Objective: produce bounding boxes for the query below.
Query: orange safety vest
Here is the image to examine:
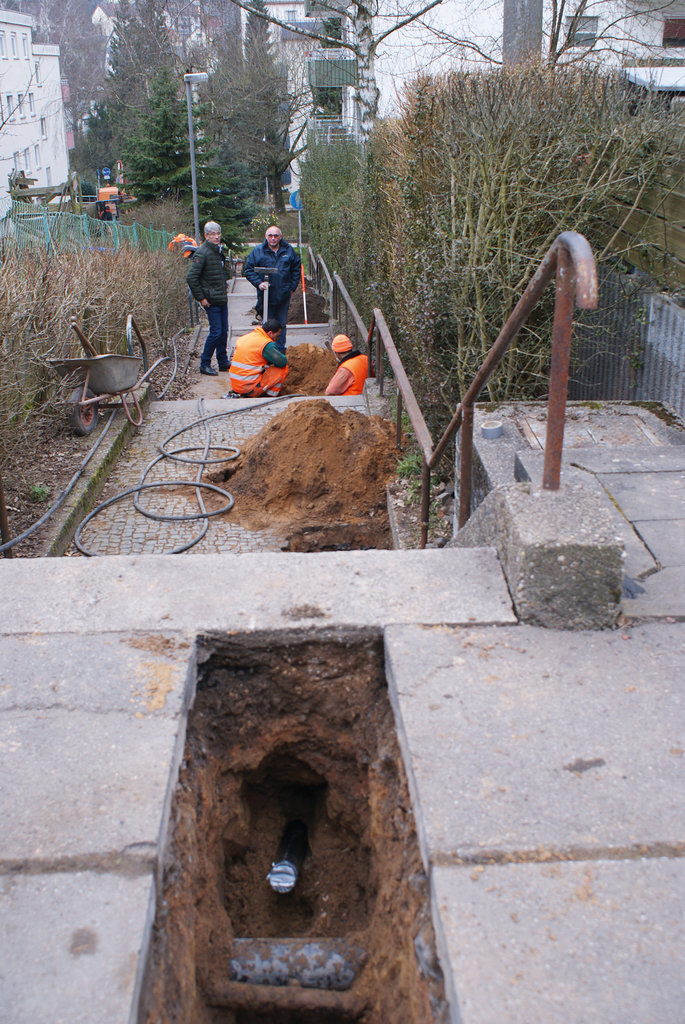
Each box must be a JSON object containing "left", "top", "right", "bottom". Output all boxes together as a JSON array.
[
  {"left": 229, "top": 327, "right": 281, "bottom": 395},
  {"left": 338, "top": 352, "right": 368, "bottom": 395}
]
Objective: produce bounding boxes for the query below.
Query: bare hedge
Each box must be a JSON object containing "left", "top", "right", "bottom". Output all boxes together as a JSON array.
[
  {"left": 302, "top": 66, "right": 679, "bottom": 432},
  {"left": 0, "top": 246, "right": 189, "bottom": 461}
]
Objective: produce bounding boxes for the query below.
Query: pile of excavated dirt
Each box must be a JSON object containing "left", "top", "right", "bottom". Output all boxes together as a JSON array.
[
  {"left": 287, "top": 282, "right": 328, "bottom": 324},
  {"left": 219, "top": 399, "right": 398, "bottom": 534},
  {"left": 281, "top": 343, "right": 337, "bottom": 396}
]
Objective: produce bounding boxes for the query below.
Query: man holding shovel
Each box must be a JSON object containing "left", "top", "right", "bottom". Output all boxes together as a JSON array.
[{"left": 244, "top": 226, "right": 301, "bottom": 353}]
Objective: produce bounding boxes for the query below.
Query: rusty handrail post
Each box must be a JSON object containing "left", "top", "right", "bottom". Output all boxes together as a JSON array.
[
  {"left": 420, "top": 458, "right": 431, "bottom": 548},
  {"left": 366, "top": 316, "right": 375, "bottom": 378},
  {"left": 458, "top": 404, "right": 475, "bottom": 529},
  {"left": 375, "top": 322, "right": 384, "bottom": 395},
  {"left": 542, "top": 233, "right": 596, "bottom": 489},
  {"left": 396, "top": 390, "right": 403, "bottom": 448}
]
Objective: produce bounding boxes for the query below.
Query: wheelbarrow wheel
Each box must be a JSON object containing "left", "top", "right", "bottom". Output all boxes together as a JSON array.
[{"left": 68, "top": 386, "right": 99, "bottom": 436}]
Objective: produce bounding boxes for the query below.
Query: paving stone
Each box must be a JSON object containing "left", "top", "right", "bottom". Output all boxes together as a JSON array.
[
  {"left": 622, "top": 565, "right": 685, "bottom": 618},
  {"left": 598, "top": 470, "right": 685, "bottom": 521},
  {"left": 0, "top": 632, "right": 194, "bottom": 714},
  {"left": 431, "top": 858, "right": 685, "bottom": 1024},
  {"left": 633, "top": 518, "right": 685, "bottom": 566},
  {"left": 0, "top": 549, "right": 515, "bottom": 638},
  {"left": 0, "top": 708, "right": 186, "bottom": 864},
  {"left": 384, "top": 622, "right": 685, "bottom": 865},
  {"left": 0, "top": 869, "right": 155, "bottom": 1024}
]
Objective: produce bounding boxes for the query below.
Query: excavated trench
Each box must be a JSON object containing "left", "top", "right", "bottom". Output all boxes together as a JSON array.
[{"left": 141, "top": 630, "right": 447, "bottom": 1024}]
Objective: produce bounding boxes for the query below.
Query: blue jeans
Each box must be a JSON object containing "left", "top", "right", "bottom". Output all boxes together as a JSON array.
[{"left": 201, "top": 303, "right": 228, "bottom": 368}]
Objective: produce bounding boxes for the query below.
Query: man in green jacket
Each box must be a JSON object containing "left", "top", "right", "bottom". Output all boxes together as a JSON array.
[{"left": 186, "top": 220, "right": 228, "bottom": 376}]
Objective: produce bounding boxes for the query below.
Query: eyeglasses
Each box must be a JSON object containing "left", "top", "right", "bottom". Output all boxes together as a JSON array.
[{"left": 266, "top": 233, "right": 281, "bottom": 238}]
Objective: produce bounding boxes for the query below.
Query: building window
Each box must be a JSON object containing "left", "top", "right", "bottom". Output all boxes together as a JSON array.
[
  {"left": 40, "top": 115, "right": 47, "bottom": 138},
  {"left": 46, "top": 166, "right": 52, "bottom": 185},
  {"left": 7, "top": 94, "right": 15, "bottom": 121},
  {"left": 286, "top": 9, "right": 297, "bottom": 19},
  {"left": 663, "top": 18, "right": 685, "bottom": 47},
  {"left": 22, "top": 34, "right": 29, "bottom": 58},
  {"left": 13, "top": 151, "right": 20, "bottom": 171},
  {"left": 17, "top": 92, "right": 25, "bottom": 118},
  {"left": 28, "top": 93, "right": 35, "bottom": 116},
  {"left": 34, "top": 60, "right": 41, "bottom": 85},
  {"left": 0, "top": 32, "right": 6, "bottom": 58},
  {"left": 23, "top": 147, "right": 31, "bottom": 172},
  {"left": 10, "top": 32, "right": 18, "bottom": 58},
  {"left": 34, "top": 144, "right": 40, "bottom": 168},
  {"left": 566, "top": 15, "right": 598, "bottom": 46}
]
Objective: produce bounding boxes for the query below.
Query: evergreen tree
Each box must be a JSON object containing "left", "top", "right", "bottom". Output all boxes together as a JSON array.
[{"left": 122, "top": 65, "right": 189, "bottom": 202}]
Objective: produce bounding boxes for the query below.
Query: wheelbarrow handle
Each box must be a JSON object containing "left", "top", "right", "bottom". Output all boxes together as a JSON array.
[{"left": 70, "top": 322, "right": 98, "bottom": 358}]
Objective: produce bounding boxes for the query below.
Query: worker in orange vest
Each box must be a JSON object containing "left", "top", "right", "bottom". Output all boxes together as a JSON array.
[
  {"left": 227, "top": 318, "right": 289, "bottom": 397},
  {"left": 325, "top": 334, "right": 368, "bottom": 396},
  {"left": 168, "top": 233, "right": 197, "bottom": 257}
]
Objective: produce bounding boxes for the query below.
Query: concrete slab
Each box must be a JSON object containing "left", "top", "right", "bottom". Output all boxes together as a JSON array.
[
  {"left": 598, "top": 470, "right": 685, "bottom": 521},
  {"left": 431, "top": 858, "right": 685, "bottom": 1024},
  {"left": 384, "top": 623, "right": 685, "bottom": 865},
  {"left": 567, "top": 445, "right": 685, "bottom": 474},
  {"left": 634, "top": 518, "right": 685, "bottom": 566},
  {"left": 0, "top": 869, "right": 155, "bottom": 1024},
  {"left": 0, "top": 708, "right": 186, "bottom": 865},
  {"left": 0, "top": 631, "right": 193, "bottom": 713},
  {"left": 622, "top": 566, "right": 685, "bottom": 618},
  {"left": 0, "top": 549, "right": 516, "bottom": 638}
]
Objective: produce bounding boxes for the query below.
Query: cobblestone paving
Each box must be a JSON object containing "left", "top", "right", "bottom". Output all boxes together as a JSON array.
[{"left": 74, "top": 398, "right": 299, "bottom": 556}]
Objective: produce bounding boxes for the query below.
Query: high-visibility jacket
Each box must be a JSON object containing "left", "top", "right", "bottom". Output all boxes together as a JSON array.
[
  {"left": 229, "top": 327, "right": 285, "bottom": 396},
  {"left": 338, "top": 352, "right": 367, "bottom": 395}
]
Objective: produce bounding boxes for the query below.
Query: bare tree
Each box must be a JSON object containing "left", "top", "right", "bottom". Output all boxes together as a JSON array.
[{"left": 227, "top": 0, "right": 448, "bottom": 141}]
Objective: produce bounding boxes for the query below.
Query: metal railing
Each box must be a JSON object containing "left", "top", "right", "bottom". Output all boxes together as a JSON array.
[{"left": 314, "top": 231, "right": 598, "bottom": 547}]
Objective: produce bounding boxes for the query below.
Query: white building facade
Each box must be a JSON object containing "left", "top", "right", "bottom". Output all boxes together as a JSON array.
[{"left": 0, "top": 9, "right": 69, "bottom": 201}]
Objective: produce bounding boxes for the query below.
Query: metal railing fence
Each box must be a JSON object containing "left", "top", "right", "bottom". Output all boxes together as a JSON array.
[{"left": 312, "top": 232, "right": 598, "bottom": 546}]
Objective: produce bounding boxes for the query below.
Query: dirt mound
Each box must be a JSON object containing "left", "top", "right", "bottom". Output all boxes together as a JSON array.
[
  {"left": 224, "top": 399, "right": 398, "bottom": 531},
  {"left": 281, "top": 343, "right": 337, "bottom": 396},
  {"left": 288, "top": 282, "right": 327, "bottom": 324}
]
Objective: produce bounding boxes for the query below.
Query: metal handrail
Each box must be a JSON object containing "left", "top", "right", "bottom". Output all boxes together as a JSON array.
[{"left": 315, "top": 231, "right": 597, "bottom": 546}]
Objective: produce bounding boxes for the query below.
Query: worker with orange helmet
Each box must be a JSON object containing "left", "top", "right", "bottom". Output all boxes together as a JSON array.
[{"left": 325, "top": 334, "right": 368, "bottom": 396}]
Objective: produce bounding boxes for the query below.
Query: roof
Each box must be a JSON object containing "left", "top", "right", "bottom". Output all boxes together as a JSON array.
[{"left": 623, "top": 67, "right": 685, "bottom": 92}]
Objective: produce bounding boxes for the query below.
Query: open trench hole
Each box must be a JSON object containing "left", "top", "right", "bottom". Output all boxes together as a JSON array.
[{"left": 141, "top": 631, "right": 447, "bottom": 1024}]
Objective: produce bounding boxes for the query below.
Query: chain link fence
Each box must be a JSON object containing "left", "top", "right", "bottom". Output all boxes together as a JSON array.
[{"left": 0, "top": 197, "right": 172, "bottom": 256}]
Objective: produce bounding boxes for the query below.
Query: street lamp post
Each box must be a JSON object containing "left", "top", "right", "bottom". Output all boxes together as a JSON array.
[{"left": 183, "top": 71, "right": 209, "bottom": 245}]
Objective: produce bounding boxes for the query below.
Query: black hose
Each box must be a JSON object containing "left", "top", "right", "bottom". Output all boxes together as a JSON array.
[{"left": 74, "top": 394, "right": 300, "bottom": 556}]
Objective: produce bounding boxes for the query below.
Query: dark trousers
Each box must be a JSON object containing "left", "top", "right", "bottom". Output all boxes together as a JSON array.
[
  {"left": 270, "top": 297, "right": 290, "bottom": 353},
  {"left": 201, "top": 303, "right": 229, "bottom": 369}
]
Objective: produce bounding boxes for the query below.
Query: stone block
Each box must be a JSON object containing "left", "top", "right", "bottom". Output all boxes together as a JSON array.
[{"left": 451, "top": 482, "right": 623, "bottom": 629}]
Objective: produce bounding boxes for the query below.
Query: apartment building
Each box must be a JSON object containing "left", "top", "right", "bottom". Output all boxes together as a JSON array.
[{"left": 0, "top": 8, "right": 69, "bottom": 201}]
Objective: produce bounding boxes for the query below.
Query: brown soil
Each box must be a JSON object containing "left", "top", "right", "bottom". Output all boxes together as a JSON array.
[
  {"left": 281, "top": 344, "right": 337, "bottom": 396},
  {"left": 287, "top": 282, "right": 328, "bottom": 325},
  {"left": 140, "top": 632, "right": 448, "bottom": 1024},
  {"left": 216, "top": 400, "right": 398, "bottom": 538}
]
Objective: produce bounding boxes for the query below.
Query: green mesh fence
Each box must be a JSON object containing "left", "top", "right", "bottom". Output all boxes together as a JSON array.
[{"left": 0, "top": 198, "right": 172, "bottom": 255}]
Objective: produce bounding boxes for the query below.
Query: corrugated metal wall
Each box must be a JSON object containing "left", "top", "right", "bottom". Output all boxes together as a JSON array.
[{"left": 570, "top": 268, "right": 685, "bottom": 420}]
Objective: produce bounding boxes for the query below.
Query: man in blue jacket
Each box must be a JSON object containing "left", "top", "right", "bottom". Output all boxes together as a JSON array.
[{"left": 244, "top": 225, "right": 301, "bottom": 352}]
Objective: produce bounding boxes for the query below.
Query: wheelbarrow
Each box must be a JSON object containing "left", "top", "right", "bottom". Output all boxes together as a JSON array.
[{"left": 48, "top": 319, "right": 169, "bottom": 435}]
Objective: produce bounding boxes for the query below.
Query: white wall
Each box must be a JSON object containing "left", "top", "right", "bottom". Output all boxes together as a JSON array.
[{"left": 0, "top": 9, "right": 69, "bottom": 201}]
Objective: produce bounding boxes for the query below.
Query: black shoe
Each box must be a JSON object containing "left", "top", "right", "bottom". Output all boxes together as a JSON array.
[
  {"left": 218, "top": 365, "right": 230, "bottom": 372},
  {"left": 200, "top": 366, "right": 218, "bottom": 376}
]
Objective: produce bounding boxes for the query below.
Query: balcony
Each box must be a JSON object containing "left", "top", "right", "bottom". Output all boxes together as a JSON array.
[
  {"left": 308, "top": 115, "right": 360, "bottom": 144},
  {"left": 306, "top": 47, "right": 357, "bottom": 87}
]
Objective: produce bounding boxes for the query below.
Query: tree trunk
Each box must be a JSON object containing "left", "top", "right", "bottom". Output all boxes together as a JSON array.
[{"left": 351, "top": 7, "right": 379, "bottom": 144}]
